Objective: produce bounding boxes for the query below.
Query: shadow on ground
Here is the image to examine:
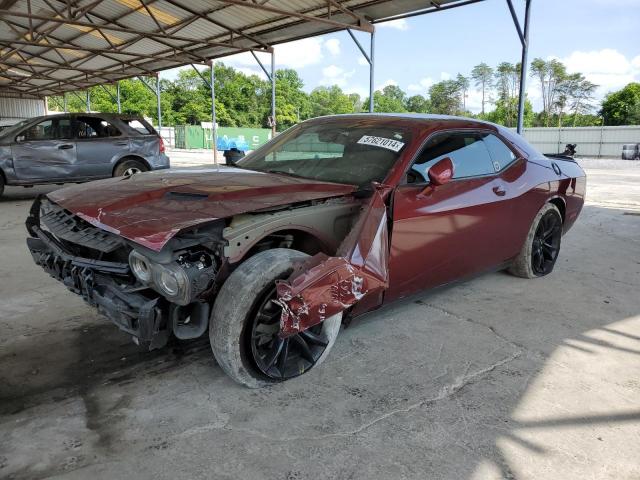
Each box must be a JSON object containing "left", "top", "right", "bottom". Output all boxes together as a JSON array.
[{"left": 0, "top": 200, "right": 639, "bottom": 479}]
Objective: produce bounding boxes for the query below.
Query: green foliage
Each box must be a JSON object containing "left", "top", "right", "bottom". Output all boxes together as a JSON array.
[
  {"left": 406, "top": 94, "right": 431, "bottom": 113},
  {"left": 471, "top": 62, "right": 494, "bottom": 115},
  {"left": 429, "top": 80, "right": 462, "bottom": 115},
  {"left": 309, "top": 86, "right": 358, "bottom": 117},
  {"left": 601, "top": 82, "right": 640, "bottom": 126},
  {"left": 369, "top": 85, "right": 408, "bottom": 113},
  {"left": 48, "top": 57, "right": 639, "bottom": 131}
]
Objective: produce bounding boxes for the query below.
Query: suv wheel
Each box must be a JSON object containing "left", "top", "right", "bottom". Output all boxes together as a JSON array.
[{"left": 114, "top": 159, "right": 148, "bottom": 177}]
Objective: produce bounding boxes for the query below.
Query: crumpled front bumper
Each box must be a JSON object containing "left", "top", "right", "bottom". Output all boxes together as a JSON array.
[{"left": 26, "top": 226, "right": 169, "bottom": 349}]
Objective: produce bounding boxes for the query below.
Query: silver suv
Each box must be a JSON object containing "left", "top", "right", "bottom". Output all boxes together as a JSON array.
[{"left": 0, "top": 113, "right": 170, "bottom": 198}]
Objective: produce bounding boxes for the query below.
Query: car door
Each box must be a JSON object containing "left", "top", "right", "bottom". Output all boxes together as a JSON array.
[
  {"left": 385, "top": 130, "right": 520, "bottom": 302},
  {"left": 74, "top": 116, "right": 130, "bottom": 178},
  {"left": 12, "top": 116, "right": 77, "bottom": 181}
]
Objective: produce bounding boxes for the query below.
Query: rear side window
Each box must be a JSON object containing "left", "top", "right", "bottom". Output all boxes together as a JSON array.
[
  {"left": 483, "top": 134, "right": 517, "bottom": 171},
  {"left": 75, "top": 116, "right": 121, "bottom": 138},
  {"left": 410, "top": 132, "right": 495, "bottom": 182},
  {"left": 123, "top": 119, "right": 153, "bottom": 135}
]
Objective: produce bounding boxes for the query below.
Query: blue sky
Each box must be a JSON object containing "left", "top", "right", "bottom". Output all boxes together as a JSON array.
[{"left": 164, "top": 0, "right": 640, "bottom": 113}]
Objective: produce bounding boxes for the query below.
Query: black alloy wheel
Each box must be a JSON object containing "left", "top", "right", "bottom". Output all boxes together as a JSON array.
[
  {"left": 531, "top": 210, "right": 562, "bottom": 275},
  {"left": 248, "top": 285, "right": 330, "bottom": 380}
]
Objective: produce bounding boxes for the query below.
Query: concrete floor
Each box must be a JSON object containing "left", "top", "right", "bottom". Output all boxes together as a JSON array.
[{"left": 0, "top": 156, "right": 639, "bottom": 480}]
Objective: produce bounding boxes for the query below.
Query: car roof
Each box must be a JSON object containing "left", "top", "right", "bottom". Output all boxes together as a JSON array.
[
  {"left": 309, "top": 112, "right": 496, "bottom": 127},
  {"left": 25, "top": 112, "right": 144, "bottom": 121}
]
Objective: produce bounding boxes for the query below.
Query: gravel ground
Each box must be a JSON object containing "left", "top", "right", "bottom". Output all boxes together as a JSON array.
[{"left": 0, "top": 156, "right": 638, "bottom": 480}]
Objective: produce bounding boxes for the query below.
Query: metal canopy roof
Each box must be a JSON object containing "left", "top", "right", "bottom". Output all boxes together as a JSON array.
[{"left": 0, "top": 0, "right": 483, "bottom": 97}]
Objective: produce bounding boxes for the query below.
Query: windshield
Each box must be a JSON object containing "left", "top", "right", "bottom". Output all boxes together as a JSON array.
[{"left": 237, "top": 119, "right": 412, "bottom": 187}]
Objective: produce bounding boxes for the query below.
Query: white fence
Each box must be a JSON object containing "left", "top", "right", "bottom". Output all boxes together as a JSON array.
[
  {"left": 157, "top": 124, "right": 639, "bottom": 158},
  {"left": 157, "top": 126, "right": 175, "bottom": 148},
  {"left": 521, "top": 126, "right": 640, "bottom": 158}
]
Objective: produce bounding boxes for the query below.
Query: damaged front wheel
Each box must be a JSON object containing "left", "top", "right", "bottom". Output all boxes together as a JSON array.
[{"left": 210, "top": 249, "right": 341, "bottom": 388}]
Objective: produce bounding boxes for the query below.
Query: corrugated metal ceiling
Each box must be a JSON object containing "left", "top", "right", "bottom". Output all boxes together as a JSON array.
[{"left": 0, "top": 0, "right": 485, "bottom": 97}]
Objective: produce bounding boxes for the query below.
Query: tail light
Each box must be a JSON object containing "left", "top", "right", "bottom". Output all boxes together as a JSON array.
[{"left": 158, "top": 136, "right": 165, "bottom": 154}]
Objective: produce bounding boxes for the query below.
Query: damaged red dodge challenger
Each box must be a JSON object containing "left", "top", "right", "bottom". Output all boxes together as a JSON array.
[{"left": 26, "top": 115, "right": 585, "bottom": 387}]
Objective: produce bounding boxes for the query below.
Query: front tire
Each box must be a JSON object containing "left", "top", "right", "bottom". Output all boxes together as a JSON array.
[
  {"left": 509, "top": 203, "right": 563, "bottom": 278},
  {"left": 210, "top": 249, "right": 341, "bottom": 388}
]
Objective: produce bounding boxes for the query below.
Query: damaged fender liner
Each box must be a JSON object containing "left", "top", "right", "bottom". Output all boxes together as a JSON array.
[{"left": 276, "top": 184, "right": 392, "bottom": 337}]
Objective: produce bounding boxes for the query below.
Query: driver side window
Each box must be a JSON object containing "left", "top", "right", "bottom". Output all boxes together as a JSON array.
[
  {"left": 22, "top": 119, "right": 56, "bottom": 141},
  {"left": 409, "top": 131, "right": 495, "bottom": 183}
]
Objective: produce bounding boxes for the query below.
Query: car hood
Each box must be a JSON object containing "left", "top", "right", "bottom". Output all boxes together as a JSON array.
[{"left": 47, "top": 168, "right": 356, "bottom": 252}]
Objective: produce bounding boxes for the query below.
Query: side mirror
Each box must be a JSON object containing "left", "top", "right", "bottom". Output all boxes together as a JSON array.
[{"left": 427, "top": 157, "right": 454, "bottom": 186}]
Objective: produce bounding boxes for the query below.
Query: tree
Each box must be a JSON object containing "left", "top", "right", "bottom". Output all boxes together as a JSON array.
[
  {"left": 601, "top": 83, "right": 640, "bottom": 126},
  {"left": 275, "top": 69, "right": 310, "bottom": 129},
  {"left": 309, "top": 85, "right": 354, "bottom": 117},
  {"left": 471, "top": 63, "right": 493, "bottom": 115},
  {"left": 405, "top": 94, "right": 430, "bottom": 113},
  {"left": 367, "top": 85, "right": 407, "bottom": 113},
  {"left": 456, "top": 73, "right": 470, "bottom": 111},
  {"left": 493, "top": 62, "right": 521, "bottom": 127},
  {"left": 530, "top": 58, "right": 567, "bottom": 126},
  {"left": 429, "top": 80, "right": 462, "bottom": 115}
]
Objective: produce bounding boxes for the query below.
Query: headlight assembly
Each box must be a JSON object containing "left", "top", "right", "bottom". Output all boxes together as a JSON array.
[
  {"left": 129, "top": 250, "right": 152, "bottom": 283},
  {"left": 129, "top": 249, "right": 216, "bottom": 306},
  {"left": 153, "top": 263, "right": 189, "bottom": 302}
]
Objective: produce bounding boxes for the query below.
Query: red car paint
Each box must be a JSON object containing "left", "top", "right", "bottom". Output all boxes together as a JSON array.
[
  {"left": 45, "top": 115, "right": 586, "bottom": 336},
  {"left": 275, "top": 116, "right": 586, "bottom": 334},
  {"left": 47, "top": 168, "right": 355, "bottom": 251}
]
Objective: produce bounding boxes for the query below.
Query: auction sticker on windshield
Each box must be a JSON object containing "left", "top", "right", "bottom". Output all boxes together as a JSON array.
[{"left": 357, "top": 135, "right": 405, "bottom": 152}]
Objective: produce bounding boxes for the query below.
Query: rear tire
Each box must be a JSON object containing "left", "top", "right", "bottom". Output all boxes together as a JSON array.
[
  {"left": 113, "top": 159, "right": 148, "bottom": 177},
  {"left": 210, "top": 249, "right": 341, "bottom": 388},
  {"left": 509, "top": 203, "right": 563, "bottom": 279},
  {"left": 0, "top": 174, "right": 4, "bottom": 198}
]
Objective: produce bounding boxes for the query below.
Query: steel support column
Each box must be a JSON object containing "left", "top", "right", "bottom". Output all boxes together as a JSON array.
[
  {"left": 508, "top": 0, "right": 532, "bottom": 134},
  {"left": 190, "top": 63, "right": 218, "bottom": 164},
  {"left": 116, "top": 81, "right": 121, "bottom": 113},
  {"left": 369, "top": 29, "right": 375, "bottom": 113},
  {"left": 155, "top": 74, "right": 162, "bottom": 130},
  {"left": 346, "top": 27, "right": 375, "bottom": 113},
  {"left": 85, "top": 90, "right": 90, "bottom": 112},
  {"left": 63, "top": 93, "right": 67, "bottom": 112},
  {"left": 210, "top": 62, "right": 218, "bottom": 165},
  {"left": 271, "top": 50, "right": 276, "bottom": 137}
]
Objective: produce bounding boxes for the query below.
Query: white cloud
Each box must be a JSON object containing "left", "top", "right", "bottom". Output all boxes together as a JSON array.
[
  {"left": 407, "top": 77, "right": 435, "bottom": 94},
  {"left": 376, "top": 79, "right": 398, "bottom": 91},
  {"left": 377, "top": 19, "right": 409, "bottom": 31},
  {"left": 318, "top": 65, "right": 356, "bottom": 88},
  {"left": 560, "top": 48, "right": 640, "bottom": 96},
  {"left": 325, "top": 38, "right": 341, "bottom": 56},
  {"left": 220, "top": 38, "right": 325, "bottom": 70},
  {"left": 440, "top": 72, "right": 452, "bottom": 81},
  {"left": 274, "top": 38, "right": 325, "bottom": 68},
  {"left": 357, "top": 56, "right": 370, "bottom": 67},
  {"left": 465, "top": 88, "right": 485, "bottom": 114}
]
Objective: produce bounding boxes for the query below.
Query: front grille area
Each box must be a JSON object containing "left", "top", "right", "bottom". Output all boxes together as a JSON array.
[{"left": 40, "top": 199, "right": 125, "bottom": 254}]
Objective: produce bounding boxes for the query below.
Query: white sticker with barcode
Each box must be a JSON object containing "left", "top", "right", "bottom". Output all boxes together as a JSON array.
[{"left": 357, "top": 135, "right": 405, "bottom": 152}]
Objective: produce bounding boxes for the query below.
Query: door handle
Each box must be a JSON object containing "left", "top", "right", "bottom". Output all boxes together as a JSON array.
[
  {"left": 58, "top": 144, "right": 74, "bottom": 150},
  {"left": 492, "top": 186, "right": 506, "bottom": 197}
]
